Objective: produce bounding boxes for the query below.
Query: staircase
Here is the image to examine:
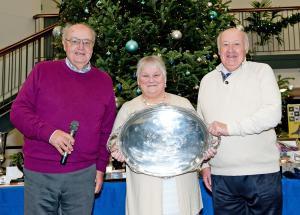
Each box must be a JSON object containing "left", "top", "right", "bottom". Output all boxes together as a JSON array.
[{"left": 0, "top": 23, "right": 57, "bottom": 133}]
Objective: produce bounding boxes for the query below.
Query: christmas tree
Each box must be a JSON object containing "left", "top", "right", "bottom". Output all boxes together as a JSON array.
[{"left": 55, "top": 0, "right": 235, "bottom": 107}]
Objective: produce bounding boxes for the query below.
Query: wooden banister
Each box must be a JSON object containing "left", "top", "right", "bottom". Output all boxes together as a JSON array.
[
  {"left": 33, "top": 14, "right": 59, "bottom": 19},
  {"left": 0, "top": 23, "right": 57, "bottom": 57}
]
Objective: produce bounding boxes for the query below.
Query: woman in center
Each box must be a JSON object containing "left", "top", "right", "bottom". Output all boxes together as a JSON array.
[{"left": 109, "top": 55, "right": 214, "bottom": 215}]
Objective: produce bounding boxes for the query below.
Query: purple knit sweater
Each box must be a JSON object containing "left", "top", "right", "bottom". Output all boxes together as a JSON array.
[{"left": 10, "top": 60, "right": 116, "bottom": 173}]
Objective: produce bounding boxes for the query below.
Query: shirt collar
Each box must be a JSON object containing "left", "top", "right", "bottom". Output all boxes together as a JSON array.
[
  {"left": 220, "top": 59, "right": 247, "bottom": 74},
  {"left": 220, "top": 64, "right": 231, "bottom": 75},
  {"left": 65, "top": 58, "right": 91, "bottom": 73}
]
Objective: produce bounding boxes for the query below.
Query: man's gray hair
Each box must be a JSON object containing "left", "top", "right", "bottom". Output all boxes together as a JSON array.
[{"left": 62, "top": 23, "right": 96, "bottom": 42}]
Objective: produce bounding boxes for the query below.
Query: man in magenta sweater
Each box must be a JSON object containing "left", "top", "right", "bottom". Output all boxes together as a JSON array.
[{"left": 10, "top": 23, "right": 116, "bottom": 214}]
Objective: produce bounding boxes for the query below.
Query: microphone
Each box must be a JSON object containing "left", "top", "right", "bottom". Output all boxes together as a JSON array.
[{"left": 60, "top": 120, "right": 79, "bottom": 165}]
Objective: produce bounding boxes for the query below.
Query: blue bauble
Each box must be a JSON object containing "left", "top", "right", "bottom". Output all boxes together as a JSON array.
[
  {"left": 206, "top": 54, "right": 212, "bottom": 60},
  {"left": 209, "top": 10, "right": 218, "bottom": 20},
  {"left": 116, "top": 83, "right": 122, "bottom": 92},
  {"left": 135, "top": 87, "right": 142, "bottom": 95},
  {"left": 125, "top": 40, "right": 139, "bottom": 53}
]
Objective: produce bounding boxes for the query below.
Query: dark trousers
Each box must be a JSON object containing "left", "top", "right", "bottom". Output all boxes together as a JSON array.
[
  {"left": 24, "top": 165, "right": 96, "bottom": 215},
  {"left": 212, "top": 172, "right": 282, "bottom": 215}
]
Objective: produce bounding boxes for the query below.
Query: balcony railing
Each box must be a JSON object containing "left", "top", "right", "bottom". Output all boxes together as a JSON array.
[{"left": 230, "top": 6, "right": 300, "bottom": 54}]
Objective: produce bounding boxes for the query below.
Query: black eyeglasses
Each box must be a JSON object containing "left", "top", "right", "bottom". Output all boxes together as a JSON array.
[{"left": 65, "top": 38, "right": 94, "bottom": 48}]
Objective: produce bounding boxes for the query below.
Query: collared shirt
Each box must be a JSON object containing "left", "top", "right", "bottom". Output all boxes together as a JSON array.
[
  {"left": 65, "top": 58, "right": 91, "bottom": 73},
  {"left": 220, "top": 60, "right": 247, "bottom": 81},
  {"left": 220, "top": 59, "right": 246, "bottom": 76},
  {"left": 220, "top": 64, "right": 232, "bottom": 81}
]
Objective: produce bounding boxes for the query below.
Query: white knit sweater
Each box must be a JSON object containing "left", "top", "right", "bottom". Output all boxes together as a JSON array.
[{"left": 197, "top": 60, "right": 282, "bottom": 175}]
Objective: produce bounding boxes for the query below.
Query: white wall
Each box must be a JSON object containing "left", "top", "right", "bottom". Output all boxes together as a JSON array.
[
  {"left": 41, "top": 0, "right": 60, "bottom": 13},
  {"left": 0, "top": 0, "right": 59, "bottom": 49},
  {"left": 0, "top": 0, "right": 40, "bottom": 49}
]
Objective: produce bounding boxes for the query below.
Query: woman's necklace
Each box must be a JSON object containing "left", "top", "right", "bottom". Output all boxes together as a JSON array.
[{"left": 142, "top": 93, "right": 167, "bottom": 106}]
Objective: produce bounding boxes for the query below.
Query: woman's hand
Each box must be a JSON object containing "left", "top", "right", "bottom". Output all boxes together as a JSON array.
[
  {"left": 203, "top": 147, "right": 217, "bottom": 160},
  {"left": 110, "top": 143, "right": 126, "bottom": 162}
]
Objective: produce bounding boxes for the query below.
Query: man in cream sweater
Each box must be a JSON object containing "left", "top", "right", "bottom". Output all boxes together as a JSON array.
[{"left": 197, "top": 27, "right": 282, "bottom": 215}]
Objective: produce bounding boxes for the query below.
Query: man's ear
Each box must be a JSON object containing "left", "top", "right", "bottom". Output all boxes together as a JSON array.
[{"left": 62, "top": 40, "right": 67, "bottom": 52}]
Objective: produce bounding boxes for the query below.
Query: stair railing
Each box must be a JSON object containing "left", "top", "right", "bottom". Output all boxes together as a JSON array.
[{"left": 0, "top": 23, "right": 57, "bottom": 118}]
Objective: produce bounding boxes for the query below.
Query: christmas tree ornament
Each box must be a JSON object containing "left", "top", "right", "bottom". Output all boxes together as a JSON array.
[
  {"left": 213, "top": 54, "right": 218, "bottom": 59},
  {"left": 206, "top": 54, "right": 212, "bottom": 60},
  {"left": 136, "top": 87, "right": 142, "bottom": 95},
  {"left": 171, "top": 30, "right": 183, "bottom": 40},
  {"left": 125, "top": 39, "right": 139, "bottom": 53},
  {"left": 56, "top": 0, "right": 236, "bottom": 107},
  {"left": 116, "top": 83, "right": 122, "bottom": 92},
  {"left": 52, "top": 26, "right": 62, "bottom": 37},
  {"left": 96, "top": 1, "right": 102, "bottom": 8},
  {"left": 169, "top": 58, "right": 175, "bottom": 65},
  {"left": 209, "top": 10, "right": 218, "bottom": 20}
]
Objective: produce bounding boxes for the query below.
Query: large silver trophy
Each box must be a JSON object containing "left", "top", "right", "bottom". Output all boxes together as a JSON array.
[{"left": 109, "top": 104, "right": 217, "bottom": 178}]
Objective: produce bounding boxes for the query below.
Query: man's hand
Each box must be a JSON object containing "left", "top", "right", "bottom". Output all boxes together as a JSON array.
[
  {"left": 95, "top": 170, "right": 104, "bottom": 194},
  {"left": 201, "top": 167, "right": 212, "bottom": 192},
  {"left": 49, "top": 130, "right": 75, "bottom": 155},
  {"left": 208, "top": 121, "right": 229, "bottom": 136}
]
